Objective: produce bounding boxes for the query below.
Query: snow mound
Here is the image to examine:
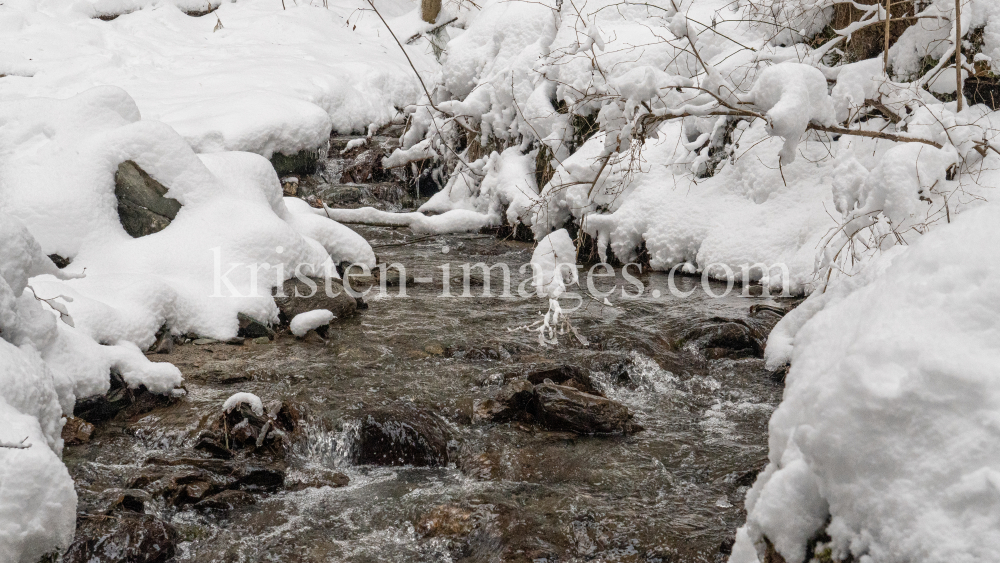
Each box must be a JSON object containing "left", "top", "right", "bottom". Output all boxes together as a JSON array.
[
  {"left": 731, "top": 201, "right": 1000, "bottom": 563},
  {"left": 289, "top": 309, "right": 335, "bottom": 337},
  {"left": 223, "top": 392, "right": 264, "bottom": 417}
]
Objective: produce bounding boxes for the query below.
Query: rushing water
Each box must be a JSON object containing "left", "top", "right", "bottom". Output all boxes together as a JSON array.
[{"left": 64, "top": 224, "right": 788, "bottom": 563}]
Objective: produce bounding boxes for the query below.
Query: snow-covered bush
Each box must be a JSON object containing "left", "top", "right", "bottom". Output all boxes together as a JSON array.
[{"left": 389, "top": 0, "right": 1000, "bottom": 293}]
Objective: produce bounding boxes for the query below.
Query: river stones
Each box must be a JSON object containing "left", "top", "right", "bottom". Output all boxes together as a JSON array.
[
  {"left": 533, "top": 383, "right": 642, "bottom": 435},
  {"left": 65, "top": 513, "right": 179, "bottom": 563},
  {"left": 474, "top": 379, "right": 642, "bottom": 436},
  {"left": 681, "top": 317, "right": 770, "bottom": 359},
  {"left": 349, "top": 404, "right": 450, "bottom": 467},
  {"left": 129, "top": 458, "right": 286, "bottom": 508},
  {"left": 273, "top": 277, "right": 357, "bottom": 324},
  {"left": 115, "top": 160, "right": 181, "bottom": 238}
]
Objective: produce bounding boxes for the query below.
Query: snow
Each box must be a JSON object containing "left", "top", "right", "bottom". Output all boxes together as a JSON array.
[
  {"left": 223, "top": 392, "right": 264, "bottom": 417},
  {"left": 0, "top": 0, "right": 438, "bottom": 158},
  {"left": 749, "top": 63, "right": 836, "bottom": 164},
  {"left": 289, "top": 309, "right": 335, "bottom": 337},
  {"left": 731, "top": 201, "right": 1000, "bottom": 563}
]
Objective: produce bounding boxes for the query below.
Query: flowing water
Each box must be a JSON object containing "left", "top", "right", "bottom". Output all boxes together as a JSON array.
[{"left": 63, "top": 139, "right": 790, "bottom": 563}]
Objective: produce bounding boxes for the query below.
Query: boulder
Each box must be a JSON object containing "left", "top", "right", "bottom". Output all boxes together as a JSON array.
[
  {"left": 64, "top": 513, "right": 179, "bottom": 563},
  {"left": 273, "top": 277, "right": 357, "bottom": 324},
  {"left": 115, "top": 160, "right": 181, "bottom": 238},
  {"left": 472, "top": 379, "right": 535, "bottom": 424},
  {"left": 533, "top": 383, "right": 641, "bottom": 435},
  {"left": 349, "top": 404, "right": 450, "bottom": 467}
]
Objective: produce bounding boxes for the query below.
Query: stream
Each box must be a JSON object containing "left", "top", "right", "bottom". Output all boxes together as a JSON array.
[{"left": 62, "top": 135, "right": 791, "bottom": 563}]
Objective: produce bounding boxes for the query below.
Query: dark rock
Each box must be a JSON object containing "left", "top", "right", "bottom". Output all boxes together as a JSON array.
[
  {"left": 273, "top": 277, "right": 357, "bottom": 323},
  {"left": 524, "top": 365, "right": 602, "bottom": 396},
  {"left": 62, "top": 416, "right": 95, "bottom": 445},
  {"left": 107, "top": 489, "right": 151, "bottom": 514},
  {"left": 533, "top": 383, "right": 641, "bottom": 435},
  {"left": 472, "top": 379, "right": 535, "bottom": 424},
  {"left": 194, "top": 489, "right": 256, "bottom": 511},
  {"left": 193, "top": 432, "right": 233, "bottom": 459},
  {"left": 349, "top": 404, "right": 450, "bottom": 467},
  {"left": 65, "top": 512, "right": 179, "bottom": 563},
  {"left": 48, "top": 254, "right": 71, "bottom": 269},
  {"left": 682, "top": 317, "right": 772, "bottom": 359},
  {"left": 74, "top": 371, "right": 176, "bottom": 424},
  {"left": 115, "top": 160, "right": 181, "bottom": 238},
  {"left": 270, "top": 148, "right": 321, "bottom": 177},
  {"left": 232, "top": 466, "right": 285, "bottom": 492},
  {"left": 237, "top": 312, "right": 275, "bottom": 340}
]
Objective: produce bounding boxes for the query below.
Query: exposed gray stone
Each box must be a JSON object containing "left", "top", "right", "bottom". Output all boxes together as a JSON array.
[{"left": 115, "top": 160, "right": 181, "bottom": 238}]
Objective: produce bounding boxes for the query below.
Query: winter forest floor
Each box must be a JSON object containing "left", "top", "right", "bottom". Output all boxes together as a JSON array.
[{"left": 2, "top": 0, "right": 1000, "bottom": 562}]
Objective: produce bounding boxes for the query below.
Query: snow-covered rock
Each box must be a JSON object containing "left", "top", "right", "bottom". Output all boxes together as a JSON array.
[{"left": 289, "top": 309, "right": 335, "bottom": 337}]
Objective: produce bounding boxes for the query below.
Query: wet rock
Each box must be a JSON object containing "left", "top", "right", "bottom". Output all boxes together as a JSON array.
[
  {"left": 106, "top": 489, "right": 151, "bottom": 513},
  {"left": 193, "top": 432, "right": 233, "bottom": 459},
  {"left": 62, "top": 416, "right": 95, "bottom": 445},
  {"left": 287, "top": 471, "right": 350, "bottom": 491},
  {"left": 115, "top": 160, "right": 181, "bottom": 238},
  {"left": 525, "top": 365, "right": 602, "bottom": 396},
  {"left": 349, "top": 404, "right": 450, "bottom": 467},
  {"left": 232, "top": 465, "right": 285, "bottom": 492},
  {"left": 273, "top": 277, "right": 357, "bottom": 323},
  {"left": 65, "top": 513, "right": 179, "bottom": 563},
  {"left": 237, "top": 312, "right": 275, "bottom": 340},
  {"left": 74, "top": 371, "right": 176, "bottom": 424},
  {"left": 472, "top": 379, "right": 535, "bottom": 424},
  {"left": 533, "top": 383, "right": 642, "bottom": 435},
  {"left": 194, "top": 489, "right": 256, "bottom": 511},
  {"left": 682, "top": 317, "right": 770, "bottom": 359}
]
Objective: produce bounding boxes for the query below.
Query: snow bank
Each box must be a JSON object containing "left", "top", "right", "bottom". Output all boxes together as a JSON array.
[
  {"left": 731, "top": 201, "right": 1000, "bottom": 563},
  {"left": 0, "top": 0, "right": 437, "bottom": 158},
  {"left": 0, "top": 86, "right": 376, "bottom": 556},
  {"left": 289, "top": 309, "right": 334, "bottom": 337}
]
